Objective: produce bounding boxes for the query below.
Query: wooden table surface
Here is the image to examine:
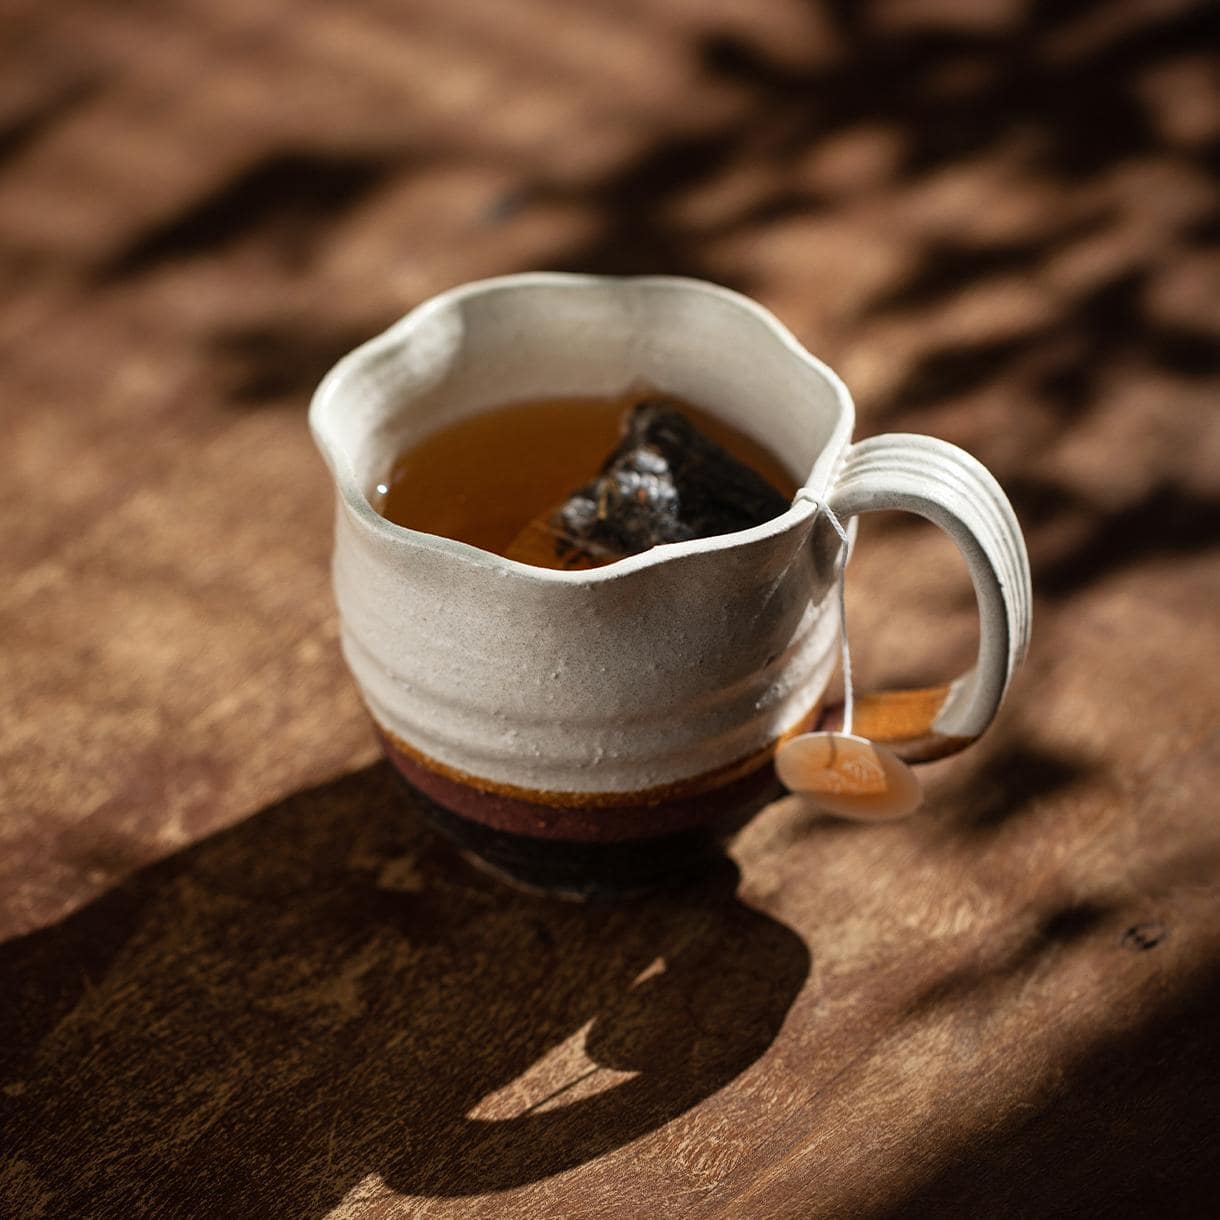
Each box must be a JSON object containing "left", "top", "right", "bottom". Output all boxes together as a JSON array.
[{"left": 2, "top": 1, "right": 1218, "bottom": 1215}]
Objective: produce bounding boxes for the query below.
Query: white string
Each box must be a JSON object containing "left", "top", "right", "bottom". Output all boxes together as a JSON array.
[{"left": 821, "top": 505, "right": 854, "bottom": 737}]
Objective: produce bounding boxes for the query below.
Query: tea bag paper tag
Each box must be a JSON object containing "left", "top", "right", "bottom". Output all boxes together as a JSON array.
[
  {"left": 776, "top": 500, "right": 923, "bottom": 821},
  {"left": 776, "top": 732, "right": 922, "bottom": 820}
]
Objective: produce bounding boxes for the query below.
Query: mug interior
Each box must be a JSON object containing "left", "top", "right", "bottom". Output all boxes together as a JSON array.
[{"left": 314, "top": 275, "right": 853, "bottom": 513}]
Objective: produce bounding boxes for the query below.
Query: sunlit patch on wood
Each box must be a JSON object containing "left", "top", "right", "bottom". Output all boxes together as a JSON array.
[
  {"left": 465, "top": 1017, "right": 640, "bottom": 1121},
  {"left": 631, "top": 955, "right": 668, "bottom": 987},
  {"left": 321, "top": 1172, "right": 394, "bottom": 1219}
]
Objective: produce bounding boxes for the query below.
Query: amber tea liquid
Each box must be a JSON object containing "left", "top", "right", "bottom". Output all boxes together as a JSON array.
[{"left": 375, "top": 390, "right": 797, "bottom": 559}]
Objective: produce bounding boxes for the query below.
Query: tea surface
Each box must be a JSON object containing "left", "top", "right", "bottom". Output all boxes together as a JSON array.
[{"left": 375, "top": 391, "right": 798, "bottom": 558}]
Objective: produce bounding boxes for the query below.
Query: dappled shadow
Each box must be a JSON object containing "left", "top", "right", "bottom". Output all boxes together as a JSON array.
[
  {"left": 1006, "top": 477, "right": 1220, "bottom": 601},
  {"left": 0, "top": 763, "right": 809, "bottom": 1216},
  {"left": 534, "top": 0, "right": 1218, "bottom": 278},
  {"left": 695, "top": 1, "right": 1210, "bottom": 182},
  {"left": 99, "top": 149, "right": 405, "bottom": 280},
  {"left": 540, "top": 124, "right": 762, "bottom": 287},
  {"left": 874, "top": 265, "right": 1220, "bottom": 422},
  {"left": 864, "top": 213, "right": 1112, "bottom": 315},
  {"left": 0, "top": 78, "right": 100, "bottom": 171},
  {"left": 209, "top": 320, "right": 387, "bottom": 404},
  {"left": 949, "top": 743, "right": 1097, "bottom": 833}
]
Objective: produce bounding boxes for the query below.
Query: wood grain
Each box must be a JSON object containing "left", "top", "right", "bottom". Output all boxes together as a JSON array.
[{"left": 2, "top": 0, "right": 1219, "bottom": 1216}]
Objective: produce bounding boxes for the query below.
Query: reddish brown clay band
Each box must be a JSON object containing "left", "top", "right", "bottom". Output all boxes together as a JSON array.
[{"left": 375, "top": 727, "right": 785, "bottom": 843}]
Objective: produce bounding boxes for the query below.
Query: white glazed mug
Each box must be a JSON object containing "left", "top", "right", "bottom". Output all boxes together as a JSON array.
[{"left": 311, "top": 274, "right": 1031, "bottom": 894}]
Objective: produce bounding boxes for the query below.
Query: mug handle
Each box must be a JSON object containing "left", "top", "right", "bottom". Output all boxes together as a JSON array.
[{"left": 819, "top": 432, "right": 1032, "bottom": 763}]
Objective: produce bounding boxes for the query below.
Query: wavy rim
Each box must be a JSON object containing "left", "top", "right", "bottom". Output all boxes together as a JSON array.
[{"left": 309, "top": 272, "right": 856, "bottom": 584}]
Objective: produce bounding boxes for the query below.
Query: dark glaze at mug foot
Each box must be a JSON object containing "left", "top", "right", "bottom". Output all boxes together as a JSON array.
[{"left": 387, "top": 769, "right": 782, "bottom": 900}]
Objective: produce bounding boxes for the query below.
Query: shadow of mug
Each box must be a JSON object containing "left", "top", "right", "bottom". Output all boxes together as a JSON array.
[{"left": 0, "top": 763, "right": 810, "bottom": 1216}]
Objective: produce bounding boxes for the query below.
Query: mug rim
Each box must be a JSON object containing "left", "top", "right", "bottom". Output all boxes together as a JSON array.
[{"left": 309, "top": 271, "right": 856, "bottom": 584}]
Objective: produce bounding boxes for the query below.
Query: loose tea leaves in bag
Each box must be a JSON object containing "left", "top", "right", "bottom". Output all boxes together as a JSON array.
[{"left": 507, "top": 399, "right": 790, "bottom": 569}]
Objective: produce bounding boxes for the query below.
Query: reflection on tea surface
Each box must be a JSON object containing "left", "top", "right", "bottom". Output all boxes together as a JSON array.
[{"left": 375, "top": 390, "right": 797, "bottom": 566}]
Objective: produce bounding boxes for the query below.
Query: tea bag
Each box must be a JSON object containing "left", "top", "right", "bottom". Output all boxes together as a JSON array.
[
  {"left": 506, "top": 399, "right": 790, "bottom": 570},
  {"left": 774, "top": 502, "right": 924, "bottom": 821}
]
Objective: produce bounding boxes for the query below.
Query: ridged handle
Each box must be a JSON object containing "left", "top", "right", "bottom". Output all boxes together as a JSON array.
[{"left": 825, "top": 433, "right": 1032, "bottom": 762}]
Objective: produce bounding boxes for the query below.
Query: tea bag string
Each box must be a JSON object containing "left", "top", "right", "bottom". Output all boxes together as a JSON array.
[{"left": 822, "top": 504, "right": 854, "bottom": 737}]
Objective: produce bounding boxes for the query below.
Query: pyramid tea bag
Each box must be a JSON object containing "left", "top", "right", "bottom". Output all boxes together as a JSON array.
[{"left": 507, "top": 399, "right": 791, "bottom": 569}]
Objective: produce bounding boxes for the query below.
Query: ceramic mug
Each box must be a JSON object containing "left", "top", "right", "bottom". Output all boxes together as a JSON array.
[{"left": 310, "top": 274, "right": 1031, "bottom": 895}]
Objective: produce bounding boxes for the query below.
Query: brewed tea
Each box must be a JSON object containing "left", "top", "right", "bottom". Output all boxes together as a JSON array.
[{"left": 375, "top": 390, "right": 796, "bottom": 565}]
